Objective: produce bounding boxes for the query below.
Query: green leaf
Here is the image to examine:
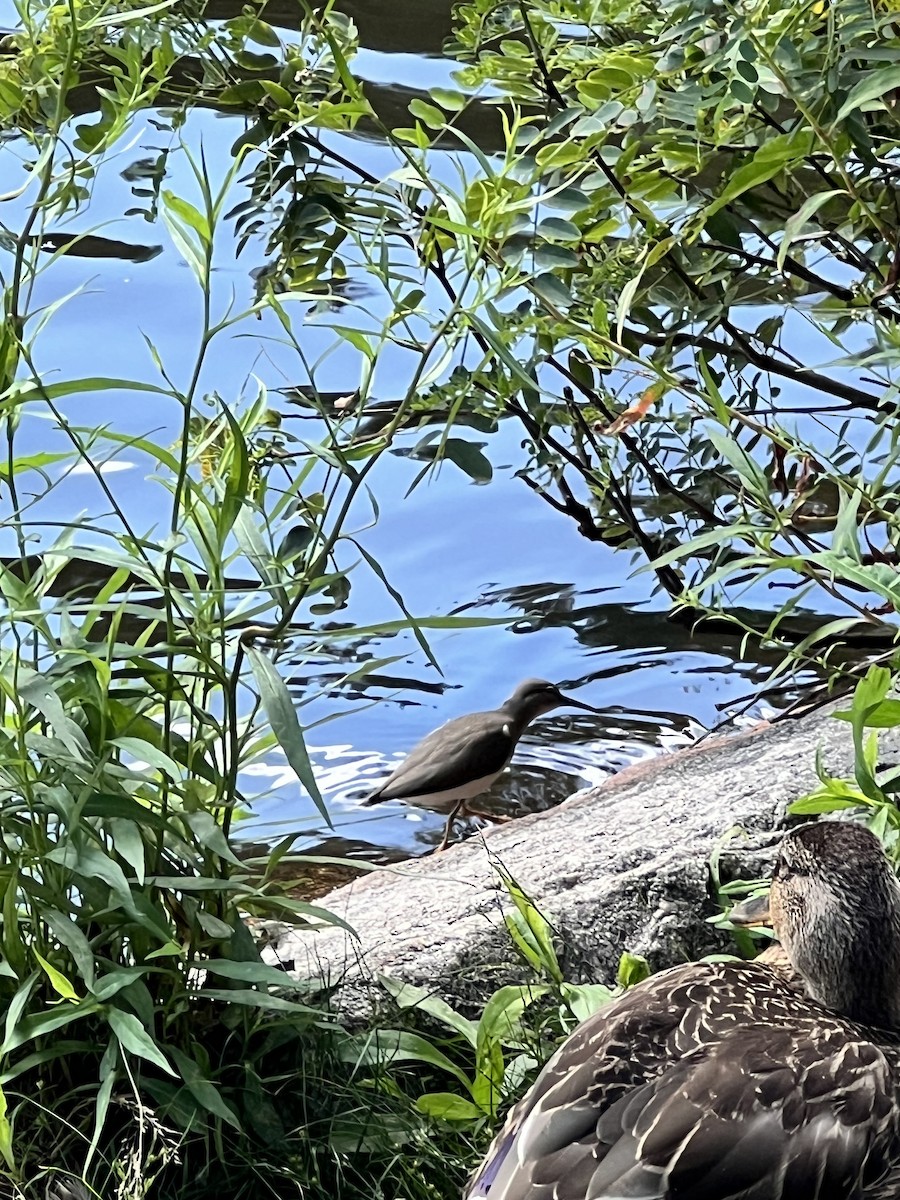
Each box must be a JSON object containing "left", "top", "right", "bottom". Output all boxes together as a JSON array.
[
  {"left": 4, "top": 999, "right": 101, "bottom": 1053},
  {"left": 442, "top": 438, "right": 493, "bottom": 483},
  {"left": 34, "top": 951, "right": 78, "bottom": 1001},
  {"left": 162, "top": 190, "right": 210, "bottom": 242},
  {"left": 84, "top": 0, "right": 178, "bottom": 27},
  {"left": 560, "top": 982, "right": 614, "bottom": 1023},
  {"left": 377, "top": 975, "right": 478, "bottom": 1046},
  {"left": 339, "top": 1030, "right": 471, "bottom": 1090},
  {"left": 472, "top": 1035, "right": 504, "bottom": 1116},
  {"left": 91, "top": 968, "right": 149, "bottom": 1002},
  {"left": 218, "top": 403, "right": 252, "bottom": 543},
  {"left": 430, "top": 88, "right": 465, "bottom": 112},
  {"left": 537, "top": 217, "right": 580, "bottom": 241},
  {"left": 169, "top": 1046, "right": 242, "bottom": 1128},
  {"left": 244, "top": 17, "right": 281, "bottom": 46},
  {"left": 109, "top": 818, "right": 147, "bottom": 886},
  {"left": 181, "top": 811, "right": 242, "bottom": 866},
  {"left": 409, "top": 99, "right": 446, "bottom": 128},
  {"left": 44, "top": 908, "right": 96, "bottom": 989},
  {"left": 833, "top": 699, "right": 900, "bottom": 729},
  {"left": 111, "top": 736, "right": 184, "bottom": 781},
  {"left": 247, "top": 648, "right": 329, "bottom": 826},
  {"left": 831, "top": 489, "right": 863, "bottom": 561},
  {"left": 3, "top": 974, "right": 38, "bottom": 1051},
  {"left": 704, "top": 426, "right": 769, "bottom": 498},
  {"left": 847, "top": 668, "right": 892, "bottom": 803},
  {"left": 19, "top": 675, "right": 89, "bottom": 759},
  {"left": 808, "top": 552, "right": 900, "bottom": 608},
  {"left": 353, "top": 543, "right": 439, "bottom": 672},
  {"left": 415, "top": 1092, "right": 484, "bottom": 1122},
  {"left": 197, "top": 990, "right": 317, "bottom": 1014},
  {"left": 499, "top": 872, "right": 562, "bottom": 985},
  {"left": 640, "top": 523, "right": 754, "bottom": 573},
  {"left": 835, "top": 67, "right": 900, "bottom": 123},
  {"left": 788, "top": 795, "right": 864, "bottom": 815},
  {"left": 477, "top": 985, "right": 548, "bottom": 1070},
  {"left": 71, "top": 844, "right": 133, "bottom": 905},
  {"left": 0, "top": 1085, "right": 14, "bottom": 1172},
  {"left": 777, "top": 190, "right": 843, "bottom": 271},
  {"left": 532, "top": 272, "right": 573, "bottom": 309},
  {"left": 616, "top": 951, "right": 650, "bottom": 989},
  {"left": 705, "top": 131, "right": 812, "bottom": 218},
  {"left": 202, "top": 959, "right": 311, "bottom": 990},
  {"left": 106, "top": 1008, "right": 175, "bottom": 1075}
]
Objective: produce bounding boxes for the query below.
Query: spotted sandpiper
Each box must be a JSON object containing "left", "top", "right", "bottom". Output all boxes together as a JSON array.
[{"left": 362, "top": 678, "right": 600, "bottom": 850}]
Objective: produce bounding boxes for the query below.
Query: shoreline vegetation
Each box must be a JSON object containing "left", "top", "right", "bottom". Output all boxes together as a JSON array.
[{"left": 1, "top": 0, "right": 899, "bottom": 1195}]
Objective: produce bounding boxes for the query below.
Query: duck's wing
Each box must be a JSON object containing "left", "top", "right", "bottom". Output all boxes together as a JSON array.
[
  {"left": 469, "top": 1019, "right": 898, "bottom": 1200},
  {"left": 365, "top": 712, "right": 514, "bottom": 803},
  {"left": 465, "top": 965, "right": 703, "bottom": 1199}
]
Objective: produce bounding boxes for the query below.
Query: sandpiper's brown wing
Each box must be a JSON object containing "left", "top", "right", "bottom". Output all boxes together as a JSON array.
[
  {"left": 465, "top": 962, "right": 900, "bottom": 1200},
  {"left": 364, "top": 711, "right": 515, "bottom": 804}
]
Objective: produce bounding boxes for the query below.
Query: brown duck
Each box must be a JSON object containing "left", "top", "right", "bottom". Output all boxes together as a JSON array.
[{"left": 466, "top": 822, "right": 900, "bottom": 1199}]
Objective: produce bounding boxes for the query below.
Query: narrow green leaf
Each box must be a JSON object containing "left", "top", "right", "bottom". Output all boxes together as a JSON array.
[
  {"left": 203, "top": 959, "right": 312, "bottom": 990},
  {"left": 415, "top": 1092, "right": 483, "bottom": 1121},
  {"left": 705, "top": 131, "right": 812, "bottom": 218},
  {"left": 831, "top": 489, "right": 863, "bottom": 561},
  {"left": 704, "top": 426, "right": 769, "bottom": 498},
  {"left": 107, "top": 1008, "right": 175, "bottom": 1075},
  {"left": 353, "top": 543, "right": 439, "bottom": 672},
  {"left": 788, "top": 794, "right": 864, "bottom": 815},
  {"left": 477, "top": 985, "right": 548, "bottom": 1052},
  {"left": 169, "top": 1046, "right": 242, "bottom": 1128},
  {"left": 0, "top": 1085, "right": 15, "bottom": 1171},
  {"left": 340, "top": 1030, "right": 471, "bottom": 1090},
  {"left": 162, "top": 190, "right": 210, "bottom": 242},
  {"left": 44, "top": 909, "right": 95, "bottom": 989},
  {"left": 247, "top": 648, "right": 329, "bottom": 825},
  {"left": 835, "top": 67, "right": 900, "bottom": 123},
  {"left": 111, "top": 736, "right": 184, "bottom": 781},
  {"left": 777, "top": 190, "right": 843, "bottom": 271},
  {"left": 34, "top": 951, "right": 78, "bottom": 1001},
  {"left": 378, "top": 975, "right": 478, "bottom": 1046}
]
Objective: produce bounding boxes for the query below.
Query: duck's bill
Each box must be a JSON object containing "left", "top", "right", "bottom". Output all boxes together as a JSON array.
[{"left": 728, "top": 891, "right": 772, "bottom": 927}]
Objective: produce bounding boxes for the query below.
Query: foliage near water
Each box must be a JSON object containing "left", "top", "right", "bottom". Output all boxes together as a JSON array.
[{"left": 0, "top": 0, "right": 900, "bottom": 1196}]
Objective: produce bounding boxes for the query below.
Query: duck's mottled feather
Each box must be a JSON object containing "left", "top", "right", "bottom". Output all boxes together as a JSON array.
[{"left": 465, "top": 961, "right": 900, "bottom": 1200}]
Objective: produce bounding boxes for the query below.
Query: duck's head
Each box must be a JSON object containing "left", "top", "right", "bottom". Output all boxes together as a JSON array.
[{"left": 733, "top": 822, "right": 900, "bottom": 1028}]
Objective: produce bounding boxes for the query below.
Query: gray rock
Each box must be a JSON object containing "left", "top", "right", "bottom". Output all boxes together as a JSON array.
[{"left": 264, "top": 699, "right": 900, "bottom": 1012}]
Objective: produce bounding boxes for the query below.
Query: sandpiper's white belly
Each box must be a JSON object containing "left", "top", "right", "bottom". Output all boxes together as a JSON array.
[{"left": 399, "top": 772, "right": 504, "bottom": 813}]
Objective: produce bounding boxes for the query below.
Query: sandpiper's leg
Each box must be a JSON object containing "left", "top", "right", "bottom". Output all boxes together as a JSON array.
[
  {"left": 437, "top": 800, "right": 464, "bottom": 852},
  {"left": 461, "top": 804, "right": 514, "bottom": 825}
]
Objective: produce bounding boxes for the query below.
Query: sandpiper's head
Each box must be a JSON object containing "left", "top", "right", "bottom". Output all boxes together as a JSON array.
[
  {"left": 501, "top": 678, "right": 600, "bottom": 728},
  {"left": 736, "top": 822, "right": 900, "bottom": 1028}
]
